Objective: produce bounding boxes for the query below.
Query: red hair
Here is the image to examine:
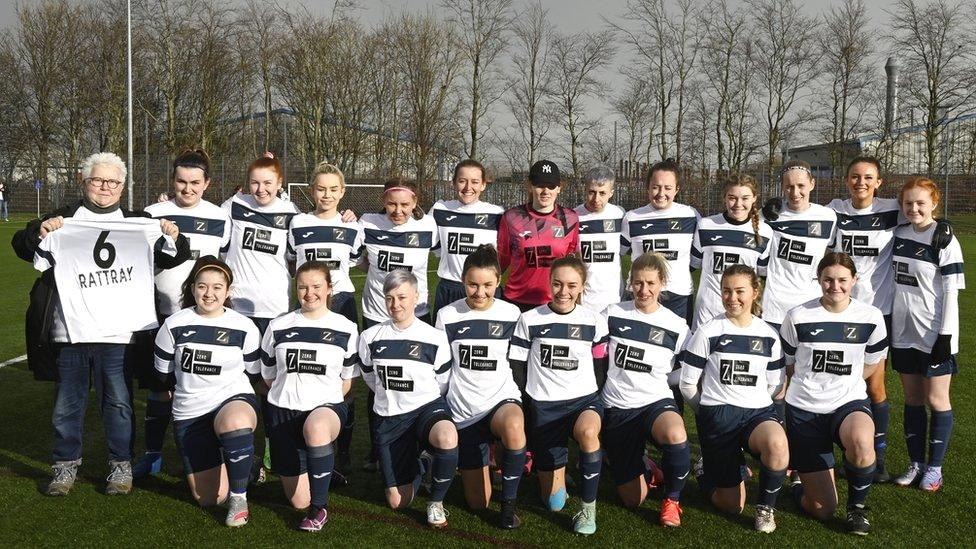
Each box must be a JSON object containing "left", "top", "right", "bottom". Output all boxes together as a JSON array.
[
  {"left": 899, "top": 176, "right": 942, "bottom": 216},
  {"left": 247, "top": 153, "right": 283, "bottom": 181}
]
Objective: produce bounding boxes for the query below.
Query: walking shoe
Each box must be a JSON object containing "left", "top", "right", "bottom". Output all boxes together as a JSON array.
[
  {"left": 644, "top": 455, "right": 664, "bottom": 489},
  {"left": 572, "top": 501, "right": 597, "bottom": 535},
  {"left": 546, "top": 487, "right": 567, "bottom": 511},
  {"left": 755, "top": 504, "right": 776, "bottom": 533},
  {"left": 920, "top": 466, "right": 943, "bottom": 492},
  {"left": 132, "top": 452, "right": 163, "bottom": 479},
  {"left": 659, "top": 498, "right": 682, "bottom": 527},
  {"left": 46, "top": 459, "right": 81, "bottom": 496},
  {"left": 499, "top": 498, "right": 521, "bottom": 529},
  {"left": 846, "top": 504, "right": 870, "bottom": 536},
  {"left": 225, "top": 494, "right": 249, "bottom": 527},
  {"left": 106, "top": 460, "right": 133, "bottom": 495},
  {"left": 894, "top": 462, "right": 923, "bottom": 487},
  {"left": 419, "top": 451, "right": 433, "bottom": 495},
  {"left": 427, "top": 501, "right": 448, "bottom": 529},
  {"left": 298, "top": 506, "right": 329, "bottom": 532}
]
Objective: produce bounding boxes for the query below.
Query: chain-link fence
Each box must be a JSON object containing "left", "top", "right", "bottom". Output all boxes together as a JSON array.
[{"left": 5, "top": 157, "right": 976, "bottom": 219}]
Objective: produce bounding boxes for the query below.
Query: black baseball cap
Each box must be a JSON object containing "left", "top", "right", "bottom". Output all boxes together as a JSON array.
[{"left": 529, "top": 160, "right": 560, "bottom": 188}]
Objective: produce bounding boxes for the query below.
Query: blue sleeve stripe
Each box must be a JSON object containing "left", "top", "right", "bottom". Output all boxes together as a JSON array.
[
  {"left": 243, "top": 350, "right": 261, "bottom": 362},
  {"left": 153, "top": 346, "right": 174, "bottom": 361},
  {"left": 344, "top": 354, "right": 360, "bottom": 367},
  {"left": 435, "top": 361, "right": 452, "bottom": 374},
  {"left": 782, "top": 341, "right": 797, "bottom": 356},
  {"left": 261, "top": 351, "right": 274, "bottom": 367},
  {"left": 684, "top": 352, "right": 706, "bottom": 368},
  {"left": 691, "top": 247, "right": 702, "bottom": 259},
  {"left": 35, "top": 247, "right": 56, "bottom": 266},
  {"left": 941, "top": 262, "right": 964, "bottom": 275},
  {"left": 866, "top": 338, "right": 889, "bottom": 355},
  {"left": 767, "top": 358, "right": 785, "bottom": 371},
  {"left": 360, "top": 363, "right": 374, "bottom": 373},
  {"left": 511, "top": 336, "right": 531, "bottom": 349}
]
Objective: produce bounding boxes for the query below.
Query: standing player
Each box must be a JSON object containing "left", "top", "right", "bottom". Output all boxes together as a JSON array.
[
  {"left": 761, "top": 160, "right": 837, "bottom": 419},
  {"left": 430, "top": 159, "right": 504, "bottom": 318},
  {"left": 680, "top": 265, "right": 787, "bottom": 533},
  {"left": 574, "top": 166, "right": 625, "bottom": 314},
  {"left": 691, "top": 174, "right": 772, "bottom": 330},
  {"left": 261, "top": 262, "right": 360, "bottom": 531},
  {"left": 602, "top": 253, "right": 690, "bottom": 527},
  {"left": 509, "top": 256, "right": 608, "bottom": 535},
  {"left": 497, "top": 159, "right": 580, "bottom": 311},
  {"left": 359, "top": 271, "right": 458, "bottom": 528},
  {"left": 135, "top": 149, "right": 231, "bottom": 479},
  {"left": 437, "top": 245, "right": 525, "bottom": 529},
  {"left": 781, "top": 252, "right": 887, "bottom": 536},
  {"left": 620, "top": 158, "right": 700, "bottom": 324},
  {"left": 891, "top": 178, "right": 965, "bottom": 492},
  {"left": 154, "top": 257, "right": 262, "bottom": 527},
  {"left": 359, "top": 179, "right": 439, "bottom": 328}
]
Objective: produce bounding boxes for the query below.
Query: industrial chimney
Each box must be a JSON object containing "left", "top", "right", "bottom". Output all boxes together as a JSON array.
[{"left": 885, "top": 57, "right": 899, "bottom": 136}]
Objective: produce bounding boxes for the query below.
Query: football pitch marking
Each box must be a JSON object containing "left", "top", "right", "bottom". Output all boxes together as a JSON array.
[{"left": 0, "top": 355, "right": 27, "bottom": 369}]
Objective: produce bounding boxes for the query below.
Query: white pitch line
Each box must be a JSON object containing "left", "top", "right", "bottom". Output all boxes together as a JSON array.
[{"left": 0, "top": 354, "right": 27, "bottom": 369}]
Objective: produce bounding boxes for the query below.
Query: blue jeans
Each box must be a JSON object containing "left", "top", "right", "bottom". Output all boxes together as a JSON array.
[
  {"left": 52, "top": 344, "right": 134, "bottom": 462},
  {"left": 0, "top": 199, "right": 8, "bottom": 220}
]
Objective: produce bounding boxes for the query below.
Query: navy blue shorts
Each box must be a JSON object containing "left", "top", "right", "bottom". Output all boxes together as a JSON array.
[
  {"left": 173, "top": 393, "right": 259, "bottom": 474},
  {"left": 457, "top": 399, "right": 522, "bottom": 470},
  {"left": 785, "top": 399, "right": 872, "bottom": 473},
  {"left": 266, "top": 401, "right": 349, "bottom": 477},
  {"left": 697, "top": 403, "right": 781, "bottom": 488},
  {"left": 603, "top": 398, "right": 680, "bottom": 486},
  {"left": 373, "top": 397, "right": 453, "bottom": 488},
  {"left": 330, "top": 291, "right": 360, "bottom": 327},
  {"left": 891, "top": 347, "right": 958, "bottom": 377},
  {"left": 529, "top": 392, "right": 603, "bottom": 471}
]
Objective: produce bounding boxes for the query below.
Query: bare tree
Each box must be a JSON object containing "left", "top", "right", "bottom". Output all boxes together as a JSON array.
[
  {"left": 442, "top": 0, "right": 512, "bottom": 159},
  {"left": 548, "top": 30, "right": 615, "bottom": 178},
  {"left": 889, "top": 0, "right": 976, "bottom": 174},
  {"left": 240, "top": 0, "right": 281, "bottom": 152},
  {"left": 611, "top": 74, "right": 656, "bottom": 178},
  {"left": 187, "top": 0, "right": 240, "bottom": 154},
  {"left": 748, "top": 0, "right": 818, "bottom": 180},
  {"left": 506, "top": 0, "right": 553, "bottom": 167},
  {"left": 367, "top": 22, "right": 407, "bottom": 177},
  {"left": 817, "top": 0, "right": 875, "bottom": 174}
]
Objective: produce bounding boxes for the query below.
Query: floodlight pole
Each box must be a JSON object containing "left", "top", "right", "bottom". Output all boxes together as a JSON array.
[{"left": 126, "top": 0, "right": 134, "bottom": 209}]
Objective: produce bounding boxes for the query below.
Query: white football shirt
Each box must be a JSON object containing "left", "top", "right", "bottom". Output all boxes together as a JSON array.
[
  {"left": 891, "top": 224, "right": 966, "bottom": 353},
  {"left": 436, "top": 298, "right": 522, "bottom": 428},
  {"left": 574, "top": 203, "right": 625, "bottom": 313},
  {"left": 359, "top": 213, "right": 438, "bottom": 323},
  {"left": 601, "top": 301, "right": 688, "bottom": 410},
  {"left": 782, "top": 298, "right": 888, "bottom": 414},
  {"left": 288, "top": 213, "right": 364, "bottom": 295},
  {"left": 621, "top": 202, "right": 700, "bottom": 296},
  {"left": 261, "top": 309, "right": 360, "bottom": 411},
  {"left": 154, "top": 307, "right": 262, "bottom": 421},
  {"left": 430, "top": 199, "right": 504, "bottom": 283},
  {"left": 358, "top": 319, "right": 453, "bottom": 416},
  {"left": 680, "top": 316, "right": 784, "bottom": 408},
  {"left": 828, "top": 198, "right": 901, "bottom": 314},
  {"left": 145, "top": 199, "right": 231, "bottom": 316},
  {"left": 509, "top": 304, "right": 609, "bottom": 402}
]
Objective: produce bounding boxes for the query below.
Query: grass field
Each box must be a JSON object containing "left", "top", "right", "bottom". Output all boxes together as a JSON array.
[{"left": 0, "top": 212, "right": 973, "bottom": 548}]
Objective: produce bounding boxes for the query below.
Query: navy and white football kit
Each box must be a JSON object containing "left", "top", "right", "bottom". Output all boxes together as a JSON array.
[
  {"left": 429, "top": 199, "right": 503, "bottom": 314},
  {"left": 289, "top": 213, "right": 364, "bottom": 325},
  {"left": 828, "top": 198, "right": 900, "bottom": 315},
  {"left": 574, "top": 203, "right": 625, "bottom": 314}
]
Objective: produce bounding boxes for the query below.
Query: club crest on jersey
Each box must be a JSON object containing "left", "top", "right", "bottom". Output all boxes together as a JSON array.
[
  {"left": 475, "top": 214, "right": 488, "bottom": 226},
  {"left": 568, "top": 325, "right": 582, "bottom": 339},
  {"left": 274, "top": 215, "right": 287, "bottom": 228},
  {"left": 552, "top": 226, "right": 565, "bottom": 238},
  {"left": 194, "top": 219, "right": 207, "bottom": 232},
  {"left": 871, "top": 216, "right": 881, "bottom": 227},
  {"left": 406, "top": 233, "right": 420, "bottom": 247},
  {"left": 668, "top": 219, "right": 681, "bottom": 231},
  {"left": 808, "top": 222, "right": 822, "bottom": 237},
  {"left": 488, "top": 322, "right": 503, "bottom": 337},
  {"left": 750, "top": 338, "right": 764, "bottom": 354},
  {"left": 215, "top": 329, "right": 230, "bottom": 344},
  {"left": 333, "top": 228, "right": 346, "bottom": 240},
  {"left": 843, "top": 325, "right": 859, "bottom": 341},
  {"left": 744, "top": 235, "right": 757, "bottom": 248},
  {"left": 649, "top": 328, "right": 665, "bottom": 345},
  {"left": 408, "top": 343, "right": 421, "bottom": 358},
  {"left": 321, "top": 330, "right": 334, "bottom": 342},
  {"left": 603, "top": 219, "right": 615, "bottom": 232}
]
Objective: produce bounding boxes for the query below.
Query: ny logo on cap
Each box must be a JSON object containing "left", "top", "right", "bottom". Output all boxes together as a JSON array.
[{"left": 542, "top": 164, "right": 552, "bottom": 173}]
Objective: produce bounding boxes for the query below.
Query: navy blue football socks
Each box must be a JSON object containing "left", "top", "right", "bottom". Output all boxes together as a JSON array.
[
  {"left": 845, "top": 461, "right": 875, "bottom": 508},
  {"left": 579, "top": 449, "right": 602, "bottom": 504},
  {"left": 501, "top": 446, "right": 527, "bottom": 501},
  {"left": 758, "top": 466, "right": 786, "bottom": 507},
  {"left": 904, "top": 405, "right": 927, "bottom": 463},
  {"left": 220, "top": 428, "right": 254, "bottom": 495},
  {"left": 871, "top": 400, "right": 890, "bottom": 461},
  {"left": 661, "top": 441, "right": 690, "bottom": 501},
  {"left": 428, "top": 446, "right": 458, "bottom": 503},
  {"left": 307, "top": 443, "right": 335, "bottom": 508},
  {"left": 928, "top": 410, "right": 953, "bottom": 467}
]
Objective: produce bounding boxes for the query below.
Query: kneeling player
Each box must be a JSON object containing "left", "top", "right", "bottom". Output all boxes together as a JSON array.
[
  {"left": 359, "top": 270, "right": 458, "bottom": 528},
  {"left": 680, "top": 265, "right": 787, "bottom": 532},
  {"left": 261, "top": 262, "right": 360, "bottom": 531},
  {"left": 153, "top": 257, "right": 262, "bottom": 527},
  {"left": 437, "top": 245, "right": 526, "bottom": 529},
  {"left": 781, "top": 252, "right": 887, "bottom": 536},
  {"left": 509, "top": 256, "right": 608, "bottom": 536},
  {"left": 602, "top": 253, "right": 690, "bottom": 527}
]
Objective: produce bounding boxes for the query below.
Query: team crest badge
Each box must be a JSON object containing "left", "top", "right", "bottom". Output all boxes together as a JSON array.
[
  {"left": 333, "top": 228, "right": 346, "bottom": 241},
  {"left": 603, "top": 219, "right": 615, "bottom": 232},
  {"left": 274, "top": 215, "right": 287, "bottom": 228},
  {"left": 194, "top": 219, "right": 207, "bottom": 232},
  {"left": 649, "top": 328, "right": 665, "bottom": 345},
  {"left": 843, "top": 325, "right": 859, "bottom": 341},
  {"left": 488, "top": 322, "right": 503, "bottom": 337},
  {"left": 215, "top": 329, "right": 230, "bottom": 344},
  {"left": 808, "top": 222, "right": 822, "bottom": 237},
  {"left": 552, "top": 226, "right": 565, "bottom": 238},
  {"left": 406, "top": 233, "right": 420, "bottom": 246},
  {"left": 321, "top": 330, "right": 334, "bottom": 342},
  {"left": 750, "top": 338, "right": 764, "bottom": 354},
  {"left": 568, "top": 325, "right": 582, "bottom": 339}
]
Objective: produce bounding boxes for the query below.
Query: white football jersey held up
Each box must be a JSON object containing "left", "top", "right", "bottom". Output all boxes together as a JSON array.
[
  {"left": 34, "top": 217, "right": 171, "bottom": 342},
  {"left": 359, "top": 320, "right": 452, "bottom": 417},
  {"left": 437, "top": 298, "right": 521, "bottom": 428},
  {"left": 829, "top": 198, "right": 901, "bottom": 314},
  {"left": 680, "top": 316, "right": 784, "bottom": 408},
  {"left": 261, "top": 309, "right": 360, "bottom": 411},
  {"left": 154, "top": 307, "right": 262, "bottom": 421},
  {"left": 690, "top": 213, "right": 773, "bottom": 329},
  {"left": 509, "top": 304, "right": 609, "bottom": 402},
  {"left": 145, "top": 199, "right": 231, "bottom": 316},
  {"left": 575, "top": 203, "right": 625, "bottom": 313},
  {"left": 223, "top": 194, "right": 298, "bottom": 319},
  {"left": 288, "top": 213, "right": 364, "bottom": 295},
  {"left": 359, "top": 213, "right": 438, "bottom": 322},
  {"left": 891, "top": 224, "right": 966, "bottom": 354},
  {"left": 621, "top": 203, "right": 700, "bottom": 296},
  {"left": 602, "top": 302, "right": 688, "bottom": 410},
  {"left": 782, "top": 298, "right": 888, "bottom": 414},
  {"left": 762, "top": 204, "right": 837, "bottom": 324},
  {"left": 430, "top": 200, "right": 504, "bottom": 283}
]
